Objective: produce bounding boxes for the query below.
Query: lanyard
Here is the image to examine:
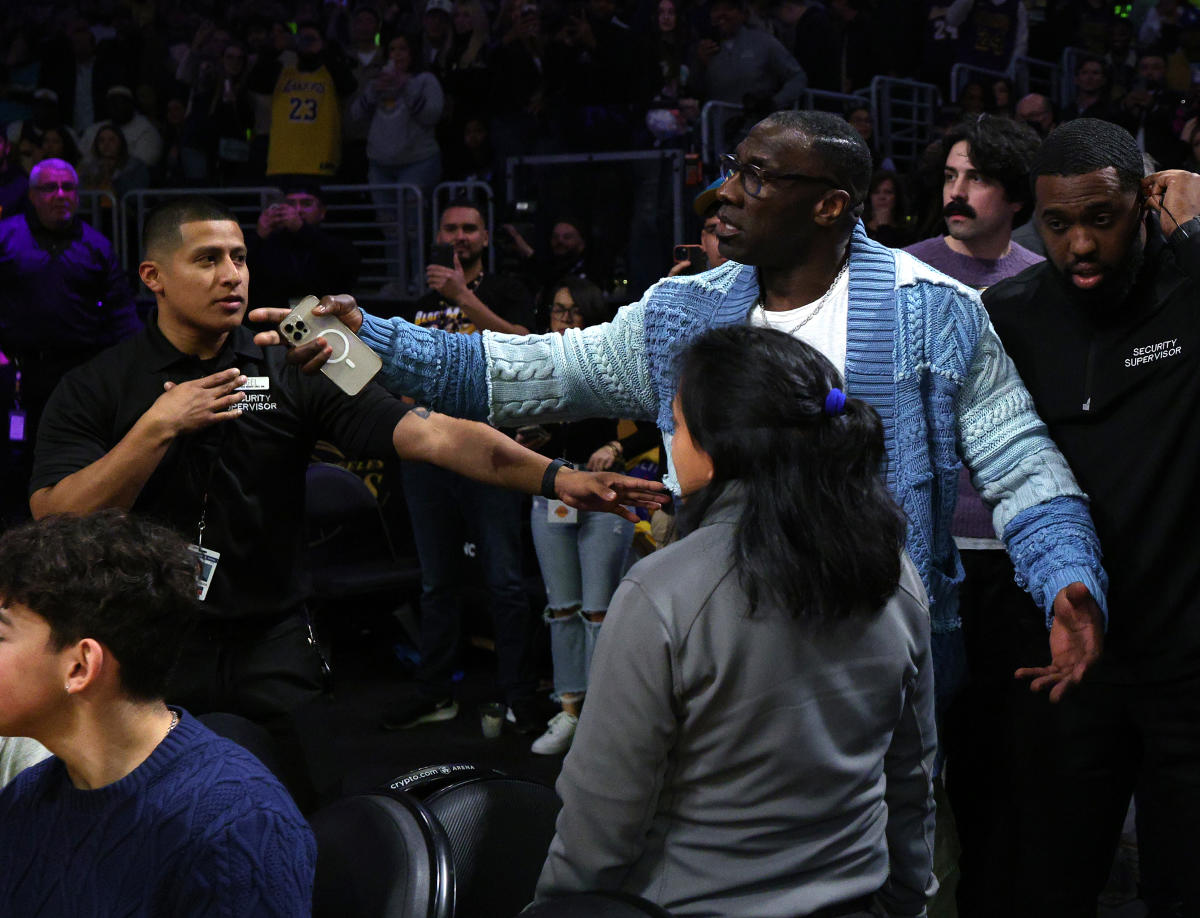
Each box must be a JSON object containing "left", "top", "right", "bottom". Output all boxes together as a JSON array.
[
  {"left": 196, "top": 491, "right": 209, "bottom": 549},
  {"left": 190, "top": 421, "right": 229, "bottom": 548}
]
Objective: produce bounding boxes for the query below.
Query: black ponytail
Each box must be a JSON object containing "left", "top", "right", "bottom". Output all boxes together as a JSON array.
[{"left": 674, "top": 325, "right": 906, "bottom": 622}]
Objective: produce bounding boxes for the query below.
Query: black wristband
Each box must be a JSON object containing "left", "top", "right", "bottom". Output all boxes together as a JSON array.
[{"left": 541, "top": 458, "right": 574, "bottom": 499}]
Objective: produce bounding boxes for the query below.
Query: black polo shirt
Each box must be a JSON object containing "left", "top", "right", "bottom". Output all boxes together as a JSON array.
[{"left": 32, "top": 320, "right": 410, "bottom": 622}]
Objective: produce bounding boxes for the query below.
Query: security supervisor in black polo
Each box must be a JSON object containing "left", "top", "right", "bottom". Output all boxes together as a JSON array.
[{"left": 27, "top": 197, "right": 664, "bottom": 785}]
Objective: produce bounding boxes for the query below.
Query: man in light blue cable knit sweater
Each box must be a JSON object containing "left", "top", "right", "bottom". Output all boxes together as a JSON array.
[
  {"left": 0, "top": 511, "right": 315, "bottom": 918},
  {"left": 252, "top": 111, "right": 1108, "bottom": 711}
]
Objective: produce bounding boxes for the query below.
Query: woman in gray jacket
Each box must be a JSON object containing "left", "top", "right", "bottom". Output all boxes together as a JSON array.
[
  {"left": 352, "top": 35, "right": 444, "bottom": 202},
  {"left": 536, "top": 325, "right": 937, "bottom": 918}
]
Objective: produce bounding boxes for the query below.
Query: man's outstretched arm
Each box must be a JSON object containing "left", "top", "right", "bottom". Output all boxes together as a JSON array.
[
  {"left": 250, "top": 290, "right": 660, "bottom": 426},
  {"left": 955, "top": 314, "right": 1108, "bottom": 700},
  {"left": 391, "top": 407, "right": 667, "bottom": 522}
]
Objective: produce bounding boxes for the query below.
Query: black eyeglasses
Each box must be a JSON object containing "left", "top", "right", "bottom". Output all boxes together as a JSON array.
[
  {"left": 32, "top": 181, "right": 78, "bottom": 194},
  {"left": 719, "top": 153, "right": 835, "bottom": 199},
  {"left": 550, "top": 305, "right": 583, "bottom": 318}
]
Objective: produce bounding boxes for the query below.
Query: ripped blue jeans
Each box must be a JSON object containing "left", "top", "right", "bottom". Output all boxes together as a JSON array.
[{"left": 530, "top": 497, "right": 635, "bottom": 697}]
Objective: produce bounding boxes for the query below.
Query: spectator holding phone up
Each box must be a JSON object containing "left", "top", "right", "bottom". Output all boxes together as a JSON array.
[
  {"left": 351, "top": 33, "right": 445, "bottom": 203},
  {"left": 668, "top": 176, "right": 729, "bottom": 277},
  {"left": 246, "top": 180, "right": 361, "bottom": 311},
  {"left": 381, "top": 200, "right": 553, "bottom": 734}
]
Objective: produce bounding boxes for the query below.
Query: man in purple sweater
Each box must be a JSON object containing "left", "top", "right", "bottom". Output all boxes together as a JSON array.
[
  {"left": 904, "top": 112, "right": 1045, "bottom": 916},
  {"left": 0, "top": 511, "right": 316, "bottom": 917},
  {"left": 905, "top": 113, "right": 1043, "bottom": 290}
]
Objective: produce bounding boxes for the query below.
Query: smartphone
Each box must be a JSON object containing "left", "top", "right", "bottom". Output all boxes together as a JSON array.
[
  {"left": 264, "top": 191, "right": 291, "bottom": 217},
  {"left": 429, "top": 242, "right": 456, "bottom": 268},
  {"left": 278, "top": 295, "right": 382, "bottom": 396},
  {"left": 673, "top": 244, "right": 709, "bottom": 274}
]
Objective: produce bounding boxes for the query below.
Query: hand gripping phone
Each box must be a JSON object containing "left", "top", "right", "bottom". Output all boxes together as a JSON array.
[
  {"left": 429, "top": 242, "right": 456, "bottom": 268},
  {"left": 278, "top": 295, "right": 382, "bottom": 396},
  {"left": 673, "top": 244, "right": 709, "bottom": 274}
]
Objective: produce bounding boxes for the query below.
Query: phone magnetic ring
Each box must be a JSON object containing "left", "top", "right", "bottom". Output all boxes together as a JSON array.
[{"left": 318, "top": 328, "right": 358, "bottom": 369}]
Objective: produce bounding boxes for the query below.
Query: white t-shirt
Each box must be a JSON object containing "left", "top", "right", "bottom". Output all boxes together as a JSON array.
[{"left": 749, "top": 264, "right": 849, "bottom": 378}]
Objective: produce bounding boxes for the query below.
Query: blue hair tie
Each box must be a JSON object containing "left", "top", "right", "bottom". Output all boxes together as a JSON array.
[{"left": 824, "top": 387, "right": 846, "bottom": 417}]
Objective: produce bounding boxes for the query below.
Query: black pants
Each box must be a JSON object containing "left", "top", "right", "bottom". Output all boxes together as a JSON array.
[
  {"left": 1015, "top": 672, "right": 1200, "bottom": 917},
  {"left": 943, "top": 549, "right": 1056, "bottom": 918},
  {"left": 948, "top": 550, "right": 1200, "bottom": 915},
  {"left": 400, "top": 461, "right": 537, "bottom": 704},
  {"left": 168, "top": 611, "right": 333, "bottom": 809}
]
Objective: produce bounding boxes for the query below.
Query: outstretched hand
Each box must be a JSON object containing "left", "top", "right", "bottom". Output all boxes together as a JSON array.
[
  {"left": 249, "top": 295, "right": 364, "bottom": 374},
  {"left": 1015, "top": 582, "right": 1104, "bottom": 703},
  {"left": 554, "top": 469, "right": 669, "bottom": 523},
  {"left": 1142, "top": 169, "right": 1200, "bottom": 237}
]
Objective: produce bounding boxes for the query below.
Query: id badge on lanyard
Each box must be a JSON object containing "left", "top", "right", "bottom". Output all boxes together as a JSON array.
[{"left": 188, "top": 490, "right": 221, "bottom": 600}]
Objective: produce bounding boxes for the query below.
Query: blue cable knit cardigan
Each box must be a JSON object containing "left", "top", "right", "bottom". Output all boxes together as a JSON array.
[
  {"left": 0, "top": 711, "right": 316, "bottom": 917},
  {"left": 361, "top": 224, "right": 1107, "bottom": 639}
]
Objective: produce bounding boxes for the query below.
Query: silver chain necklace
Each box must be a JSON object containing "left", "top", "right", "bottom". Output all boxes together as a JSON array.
[{"left": 757, "top": 260, "right": 850, "bottom": 330}]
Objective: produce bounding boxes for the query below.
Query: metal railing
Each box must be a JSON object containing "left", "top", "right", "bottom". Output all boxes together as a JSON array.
[
  {"left": 432, "top": 181, "right": 496, "bottom": 275},
  {"left": 949, "top": 63, "right": 1012, "bottom": 101},
  {"left": 1012, "top": 56, "right": 1060, "bottom": 103},
  {"left": 801, "top": 88, "right": 870, "bottom": 116},
  {"left": 121, "top": 183, "right": 425, "bottom": 295},
  {"left": 76, "top": 191, "right": 120, "bottom": 250},
  {"left": 871, "top": 76, "right": 940, "bottom": 174},
  {"left": 700, "top": 100, "right": 745, "bottom": 169},
  {"left": 1059, "top": 47, "right": 1093, "bottom": 110},
  {"left": 700, "top": 93, "right": 871, "bottom": 171},
  {"left": 504, "top": 150, "right": 686, "bottom": 261}
]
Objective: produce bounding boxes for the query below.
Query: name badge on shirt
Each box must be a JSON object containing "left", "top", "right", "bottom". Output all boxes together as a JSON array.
[
  {"left": 237, "top": 377, "right": 270, "bottom": 391},
  {"left": 547, "top": 500, "right": 578, "bottom": 524},
  {"left": 188, "top": 544, "right": 221, "bottom": 601}
]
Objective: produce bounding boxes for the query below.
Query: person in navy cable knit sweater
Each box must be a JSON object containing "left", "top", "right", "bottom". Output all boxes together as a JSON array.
[{"left": 0, "top": 510, "right": 316, "bottom": 918}]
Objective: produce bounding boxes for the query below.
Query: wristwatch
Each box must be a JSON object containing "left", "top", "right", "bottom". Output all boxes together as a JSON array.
[{"left": 541, "top": 458, "right": 575, "bottom": 499}]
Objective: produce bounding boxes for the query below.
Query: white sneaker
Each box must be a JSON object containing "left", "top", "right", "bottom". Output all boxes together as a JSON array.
[{"left": 530, "top": 711, "right": 578, "bottom": 755}]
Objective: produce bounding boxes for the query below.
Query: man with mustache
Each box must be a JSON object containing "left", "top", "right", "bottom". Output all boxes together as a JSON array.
[
  {"left": 905, "top": 113, "right": 1042, "bottom": 290},
  {"left": 983, "top": 118, "right": 1200, "bottom": 916},
  {"left": 904, "top": 112, "right": 1045, "bottom": 916}
]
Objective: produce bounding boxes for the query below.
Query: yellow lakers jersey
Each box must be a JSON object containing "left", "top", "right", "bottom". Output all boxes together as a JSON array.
[{"left": 266, "top": 65, "right": 341, "bottom": 176}]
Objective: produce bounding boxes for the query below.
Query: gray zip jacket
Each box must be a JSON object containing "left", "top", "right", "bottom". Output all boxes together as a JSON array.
[{"left": 536, "top": 487, "right": 938, "bottom": 917}]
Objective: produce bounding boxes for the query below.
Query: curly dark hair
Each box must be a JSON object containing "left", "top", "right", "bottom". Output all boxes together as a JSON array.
[
  {"left": 0, "top": 511, "right": 201, "bottom": 701},
  {"left": 674, "top": 325, "right": 906, "bottom": 622},
  {"left": 940, "top": 113, "right": 1042, "bottom": 210}
]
